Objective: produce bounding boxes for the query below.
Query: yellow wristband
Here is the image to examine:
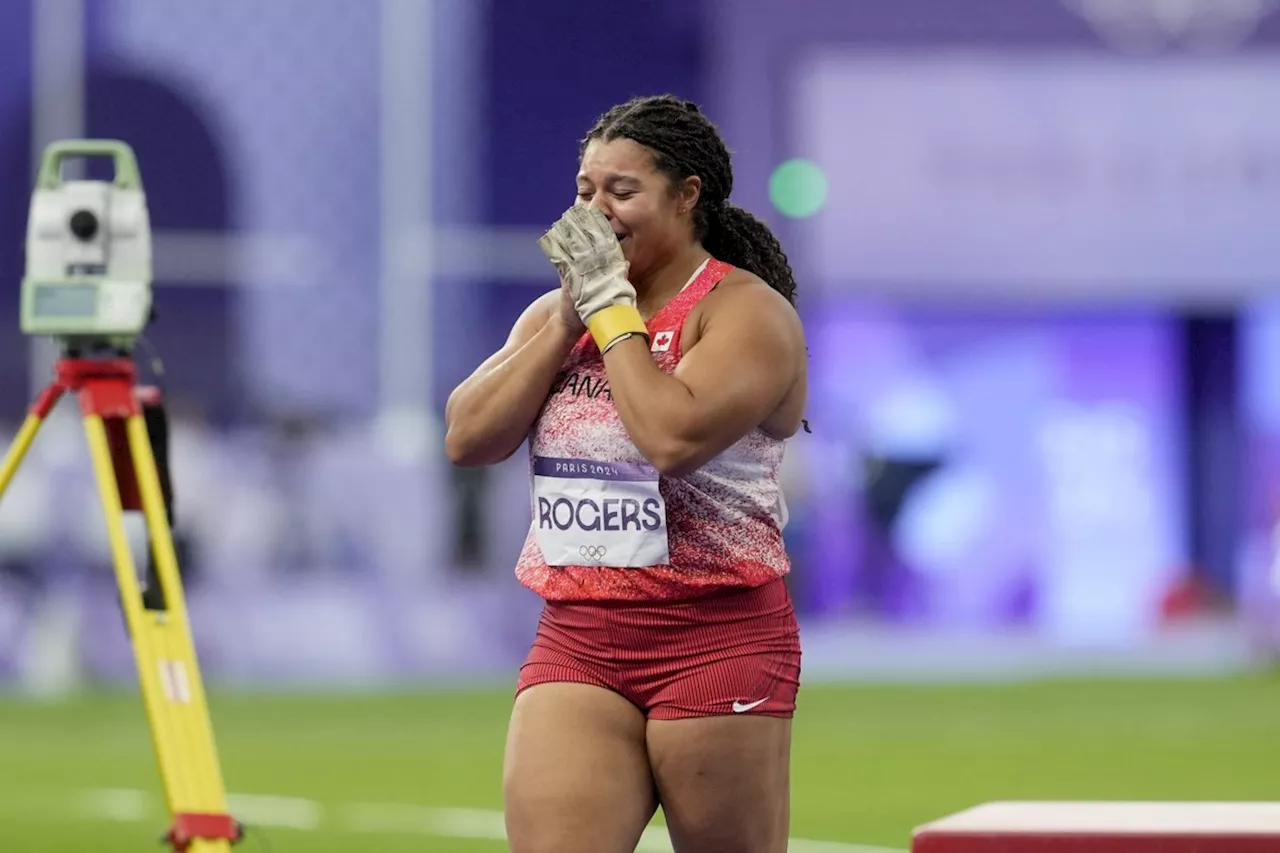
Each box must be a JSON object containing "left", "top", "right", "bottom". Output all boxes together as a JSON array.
[{"left": 587, "top": 304, "right": 648, "bottom": 353}]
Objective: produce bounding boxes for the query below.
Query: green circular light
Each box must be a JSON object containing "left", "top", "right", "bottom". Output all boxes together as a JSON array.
[{"left": 769, "top": 158, "right": 828, "bottom": 219}]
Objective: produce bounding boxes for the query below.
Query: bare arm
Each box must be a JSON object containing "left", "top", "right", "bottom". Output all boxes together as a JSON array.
[
  {"left": 444, "top": 291, "right": 580, "bottom": 467},
  {"left": 601, "top": 276, "right": 805, "bottom": 476}
]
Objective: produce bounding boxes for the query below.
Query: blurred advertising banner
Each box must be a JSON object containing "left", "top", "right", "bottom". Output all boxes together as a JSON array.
[
  {"left": 795, "top": 53, "right": 1280, "bottom": 303},
  {"left": 791, "top": 305, "right": 1189, "bottom": 645}
]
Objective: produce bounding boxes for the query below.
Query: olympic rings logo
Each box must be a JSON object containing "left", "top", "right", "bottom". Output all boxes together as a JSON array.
[{"left": 579, "top": 545, "right": 607, "bottom": 562}]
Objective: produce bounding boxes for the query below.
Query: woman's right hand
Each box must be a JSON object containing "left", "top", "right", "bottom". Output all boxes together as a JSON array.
[
  {"left": 444, "top": 287, "right": 584, "bottom": 468},
  {"left": 557, "top": 274, "right": 587, "bottom": 337}
]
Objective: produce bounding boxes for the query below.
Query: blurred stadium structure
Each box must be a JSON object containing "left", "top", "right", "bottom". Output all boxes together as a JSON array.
[
  {"left": 4, "top": 0, "right": 1280, "bottom": 695},
  {"left": 6, "top": 2, "right": 1280, "bottom": 850}
]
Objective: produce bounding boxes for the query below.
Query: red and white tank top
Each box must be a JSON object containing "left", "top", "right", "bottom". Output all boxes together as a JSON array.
[{"left": 515, "top": 258, "right": 792, "bottom": 602}]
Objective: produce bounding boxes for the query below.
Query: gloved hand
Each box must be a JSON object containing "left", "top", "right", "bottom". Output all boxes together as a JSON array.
[{"left": 538, "top": 206, "right": 648, "bottom": 353}]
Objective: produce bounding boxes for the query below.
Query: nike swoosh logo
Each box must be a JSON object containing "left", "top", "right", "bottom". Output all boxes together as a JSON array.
[{"left": 732, "top": 698, "right": 768, "bottom": 713}]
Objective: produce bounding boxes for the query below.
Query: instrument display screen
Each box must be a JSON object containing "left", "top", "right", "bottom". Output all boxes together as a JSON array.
[{"left": 33, "top": 283, "right": 98, "bottom": 318}]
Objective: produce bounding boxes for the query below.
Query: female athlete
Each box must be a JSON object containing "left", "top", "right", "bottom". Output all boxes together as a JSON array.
[{"left": 444, "top": 94, "right": 808, "bottom": 853}]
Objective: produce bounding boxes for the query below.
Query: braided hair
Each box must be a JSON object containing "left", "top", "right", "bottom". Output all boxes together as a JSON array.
[{"left": 581, "top": 94, "right": 798, "bottom": 306}]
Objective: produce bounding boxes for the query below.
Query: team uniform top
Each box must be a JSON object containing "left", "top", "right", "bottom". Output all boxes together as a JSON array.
[{"left": 515, "top": 258, "right": 791, "bottom": 602}]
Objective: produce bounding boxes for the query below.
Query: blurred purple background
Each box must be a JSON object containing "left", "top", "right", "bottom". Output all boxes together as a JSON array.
[{"left": 2, "top": 0, "right": 1279, "bottom": 692}]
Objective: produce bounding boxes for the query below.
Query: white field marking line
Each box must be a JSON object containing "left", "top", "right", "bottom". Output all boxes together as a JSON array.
[
  {"left": 78, "top": 788, "right": 906, "bottom": 853},
  {"left": 346, "top": 802, "right": 675, "bottom": 852},
  {"left": 225, "top": 793, "right": 323, "bottom": 830},
  {"left": 78, "top": 788, "right": 152, "bottom": 823},
  {"left": 77, "top": 788, "right": 321, "bottom": 831}
]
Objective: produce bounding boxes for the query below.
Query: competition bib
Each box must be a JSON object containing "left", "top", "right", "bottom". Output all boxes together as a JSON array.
[{"left": 532, "top": 455, "right": 670, "bottom": 568}]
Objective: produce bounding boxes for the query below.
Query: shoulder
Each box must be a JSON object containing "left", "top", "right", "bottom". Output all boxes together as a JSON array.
[
  {"left": 506, "top": 288, "right": 560, "bottom": 345},
  {"left": 526, "top": 288, "right": 561, "bottom": 320},
  {"left": 695, "top": 267, "right": 803, "bottom": 340},
  {"left": 522, "top": 288, "right": 564, "bottom": 329}
]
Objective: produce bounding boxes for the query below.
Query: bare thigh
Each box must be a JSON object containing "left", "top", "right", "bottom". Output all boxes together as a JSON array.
[
  {"left": 647, "top": 715, "right": 791, "bottom": 853},
  {"left": 503, "top": 683, "right": 658, "bottom": 853}
]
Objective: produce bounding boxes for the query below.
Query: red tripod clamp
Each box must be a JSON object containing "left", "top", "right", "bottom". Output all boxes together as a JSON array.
[
  {"left": 31, "top": 356, "right": 141, "bottom": 419},
  {"left": 32, "top": 356, "right": 172, "bottom": 513},
  {"left": 163, "top": 812, "right": 244, "bottom": 852}
]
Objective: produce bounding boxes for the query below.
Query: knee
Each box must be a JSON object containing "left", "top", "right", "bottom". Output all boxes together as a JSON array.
[
  {"left": 502, "top": 781, "right": 558, "bottom": 853},
  {"left": 502, "top": 814, "right": 559, "bottom": 853},
  {"left": 668, "top": 824, "right": 784, "bottom": 853},
  {"left": 502, "top": 777, "right": 626, "bottom": 853},
  {"left": 665, "top": 800, "right": 789, "bottom": 853},
  {"left": 503, "top": 803, "right": 627, "bottom": 853},
  {"left": 670, "top": 832, "right": 787, "bottom": 853}
]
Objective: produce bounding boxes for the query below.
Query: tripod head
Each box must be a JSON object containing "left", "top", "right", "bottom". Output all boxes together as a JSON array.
[{"left": 20, "top": 139, "right": 153, "bottom": 356}]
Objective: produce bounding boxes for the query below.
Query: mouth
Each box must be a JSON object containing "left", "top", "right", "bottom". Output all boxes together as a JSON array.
[{"left": 615, "top": 233, "right": 630, "bottom": 249}]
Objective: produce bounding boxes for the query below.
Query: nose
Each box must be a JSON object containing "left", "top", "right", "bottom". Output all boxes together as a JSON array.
[{"left": 585, "top": 195, "right": 614, "bottom": 220}]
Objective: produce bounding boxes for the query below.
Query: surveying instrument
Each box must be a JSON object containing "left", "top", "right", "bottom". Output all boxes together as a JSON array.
[{"left": 0, "top": 140, "right": 240, "bottom": 852}]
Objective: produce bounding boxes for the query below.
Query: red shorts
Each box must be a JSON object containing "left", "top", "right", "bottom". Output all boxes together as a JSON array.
[{"left": 516, "top": 579, "right": 802, "bottom": 720}]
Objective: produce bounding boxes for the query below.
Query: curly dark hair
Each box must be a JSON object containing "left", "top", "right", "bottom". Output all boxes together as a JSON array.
[{"left": 581, "top": 94, "right": 798, "bottom": 306}]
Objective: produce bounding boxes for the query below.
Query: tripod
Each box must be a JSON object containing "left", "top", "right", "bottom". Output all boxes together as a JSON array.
[{"left": 0, "top": 353, "right": 239, "bottom": 852}]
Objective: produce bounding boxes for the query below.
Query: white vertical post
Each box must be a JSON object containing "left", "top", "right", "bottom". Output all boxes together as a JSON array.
[
  {"left": 30, "top": 0, "right": 86, "bottom": 393},
  {"left": 23, "top": 0, "right": 87, "bottom": 698},
  {"left": 377, "top": 0, "right": 435, "bottom": 462}
]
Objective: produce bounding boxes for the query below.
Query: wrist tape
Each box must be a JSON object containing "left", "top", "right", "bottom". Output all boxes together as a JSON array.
[{"left": 588, "top": 304, "right": 648, "bottom": 353}]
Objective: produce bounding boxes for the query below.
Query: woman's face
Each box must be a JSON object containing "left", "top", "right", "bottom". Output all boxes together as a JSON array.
[{"left": 575, "top": 137, "right": 698, "bottom": 281}]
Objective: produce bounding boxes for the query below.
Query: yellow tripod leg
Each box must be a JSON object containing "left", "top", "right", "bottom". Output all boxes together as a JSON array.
[
  {"left": 84, "top": 414, "right": 236, "bottom": 853},
  {"left": 0, "top": 411, "right": 46, "bottom": 500},
  {"left": 1, "top": 381, "right": 65, "bottom": 502}
]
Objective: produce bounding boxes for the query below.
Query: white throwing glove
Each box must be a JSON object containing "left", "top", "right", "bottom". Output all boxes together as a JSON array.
[{"left": 538, "top": 206, "right": 648, "bottom": 352}]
